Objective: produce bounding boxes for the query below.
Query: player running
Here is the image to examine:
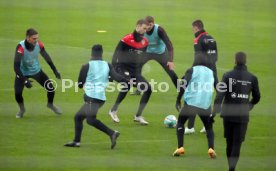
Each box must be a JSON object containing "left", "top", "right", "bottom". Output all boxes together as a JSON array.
[{"left": 109, "top": 19, "right": 152, "bottom": 125}]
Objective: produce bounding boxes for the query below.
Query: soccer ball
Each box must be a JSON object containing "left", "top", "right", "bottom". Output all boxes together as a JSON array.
[{"left": 164, "top": 115, "right": 177, "bottom": 128}]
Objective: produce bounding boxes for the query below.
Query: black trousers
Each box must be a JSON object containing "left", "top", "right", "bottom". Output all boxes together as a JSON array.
[
  {"left": 74, "top": 98, "right": 114, "bottom": 142},
  {"left": 176, "top": 103, "right": 214, "bottom": 149},
  {"left": 223, "top": 119, "right": 248, "bottom": 171},
  {"left": 14, "top": 70, "right": 55, "bottom": 110},
  {"left": 187, "top": 64, "right": 218, "bottom": 129},
  {"left": 145, "top": 51, "right": 178, "bottom": 88},
  {"left": 111, "top": 72, "right": 152, "bottom": 117}
]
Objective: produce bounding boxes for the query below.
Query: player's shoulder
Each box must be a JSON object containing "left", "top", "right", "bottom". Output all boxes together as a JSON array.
[
  {"left": 121, "top": 33, "right": 148, "bottom": 49},
  {"left": 223, "top": 69, "right": 235, "bottom": 79},
  {"left": 38, "top": 41, "right": 44, "bottom": 49},
  {"left": 121, "top": 33, "right": 133, "bottom": 42},
  {"left": 201, "top": 33, "right": 215, "bottom": 41},
  {"left": 246, "top": 70, "right": 258, "bottom": 81},
  {"left": 16, "top": 44, "right": 24, "bottom": 54}
]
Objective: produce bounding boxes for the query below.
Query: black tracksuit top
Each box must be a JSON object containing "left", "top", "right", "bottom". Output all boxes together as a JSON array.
[{"left": 213, "top": 65, "right": 260, "bottom": 123}]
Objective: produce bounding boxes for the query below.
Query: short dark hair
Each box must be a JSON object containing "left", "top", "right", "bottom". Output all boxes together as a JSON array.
[
  {"left": 26, "top": 28, "right": 38, "bottom": 37},
  {"left": 91, "top": 44, "right": 103, "bottom": 58},
  {"left": 192, "top": 20, "right": 204, "bottom": 30},
  {"left": 193, "top": 53, "right": 208, "bottom": 67},
  {"left": 235, "top": 52, "right": 246, "bottom": 65},
  {"left": 136, "top": 19, "right": 149, "bottom": 26},
  {"left": 145, "top": 16, "right": 154, "bottom": 23}
]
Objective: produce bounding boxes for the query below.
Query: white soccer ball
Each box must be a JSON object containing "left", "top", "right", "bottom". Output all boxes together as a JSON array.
[{"left": 164, "top": 115, "right": 177, "bottom": 128}]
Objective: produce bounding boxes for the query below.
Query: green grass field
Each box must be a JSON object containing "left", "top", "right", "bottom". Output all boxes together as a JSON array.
[{"left": 0, "top": 0, "right": 276, "bottom": 170}]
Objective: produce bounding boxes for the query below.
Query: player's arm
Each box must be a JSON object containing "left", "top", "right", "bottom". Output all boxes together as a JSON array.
[
  {"left": 112, "top": 41, "right": 124, "bottom": 67},
  {"left": 14, "top": 44, "right": 33, "bottom": 88},
  {"left": 202, "top": 36, "right": 218, "bottom": 63},
  {"left": 14, "top": 44, "right": 27, "bottom": 81},
  {"left": 176, "top": 68, "right": 193, "bottom": 111},
  {"left": 108, "top": 63, "right": 129, "bottom": 83},
  {"left": 158, "top": 26, "right": 174, "bottom": 62},
  {"left": 249, "top": 76, "right": 261, "bottom": 110},
  {"left": 78, "top": 64, "right": 89, "bottom": 89},
  {"left": 213, "top": 73, "right": 228, "bottom": 114},
  {"left": 39, "top": 41, "right": 61, "bottom": 79}
]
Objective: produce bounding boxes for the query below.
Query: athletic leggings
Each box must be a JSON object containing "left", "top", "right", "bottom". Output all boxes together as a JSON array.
[
  {"left": 176, "top": 103, "right": 214, "bottom": 149},
  {"left": 145, "top": 51, "right": 178, "bottom": 88},
  {"left": 74, "top": 97, "right": 114, "bottom": 142},
  {"left": 224, "top": 120, "right": 248, "bottom": 171},
  {"left": 14, "top": 70, "right": 55, "bottom": 109},
  {"left": 111, "top": 74, "right": 152, "bottom": 117}
]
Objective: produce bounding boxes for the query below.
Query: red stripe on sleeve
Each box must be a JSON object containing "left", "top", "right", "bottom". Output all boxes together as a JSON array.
[
  {"left": 122, "top": 33, "right": 148, "bottom": 49},
  {"left": 38, "top": 41, "right": 44, "bottom": 49},
  {"left": 17, "top": 45, "right": 24, "bottom": 55}
]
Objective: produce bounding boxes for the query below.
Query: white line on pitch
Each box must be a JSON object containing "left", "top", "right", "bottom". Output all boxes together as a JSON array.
[
  {"left": 85, "top": 139, "right": 170, "bottom": 145},
  {"left": 249, "top": 137, "right": 276, "bottom": 140}
]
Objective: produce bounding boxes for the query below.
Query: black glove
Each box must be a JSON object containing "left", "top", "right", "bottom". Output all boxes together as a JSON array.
[
  {"left": 249, "top": 102, "right": 254, "bottom": 111},
  {"left": 53, "top": 70, "right": 61, "bottom": 79},
  {"left": 209, "top": 113, "right": 216, "bottom": 123},
  {"left": 24, "top": 79, "right": 33, "bottom": 88},
  {"left": 175, "top": 100, "right": 181, "bottom": 112},
  {"left": 108, "top": 75, "right": 114, "bottom": 82}
]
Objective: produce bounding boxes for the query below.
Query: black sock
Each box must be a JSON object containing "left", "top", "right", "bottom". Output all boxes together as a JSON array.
[
  {"left": 18, "top": 102, "right": 25, "bottom": 111},
  {"left": 176, "top": 115, "right": 187, "bottom": 148},
  {"left": 136, "top": 87, "right": 152, "bottom": 116},
  {"left": 74, "top": 113, "right": 85, "bottom": 142},
  {"left": 47, "top": 91, "right": 55, "bottom": 104},
  {"left": 112, "top": 87, "right": 129, "bottom": 111},
  {"left": 206, "top": 127, "right": 215, "bottom": 149},
  {"left": 177, "top": 124, "right": 184, "bottom": 148}
]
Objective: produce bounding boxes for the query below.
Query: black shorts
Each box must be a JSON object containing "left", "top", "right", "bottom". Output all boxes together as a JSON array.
[
  {"left": 115, "top": 66, "right": 148, "bottom": 88},
  {"left": 223, "top": 119, "right": 248, "bottom": 142},
  {"left": 145, "top": 51, "right": 169, "bottom": 65}
]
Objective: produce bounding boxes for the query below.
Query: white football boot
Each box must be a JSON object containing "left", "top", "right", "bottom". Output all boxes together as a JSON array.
[
  {"left": 109, "top": 110, "right": 120, "bottom": 123},
  {"left": 184, "top": 127, "right": 195, "bottom": 134},
  {"left": 200, "top": 127, "right": 206, "bottom": 133},
  {"left": 134, "top": 116, "right": 149, "bottom": 125}
]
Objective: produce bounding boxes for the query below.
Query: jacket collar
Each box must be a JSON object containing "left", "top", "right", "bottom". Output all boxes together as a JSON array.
[
  {"left": 194, "top": 29, "right": 206, "bottom": 37},
  {"left": 234, "top": 64, "right": 247, "bottom": 71}
]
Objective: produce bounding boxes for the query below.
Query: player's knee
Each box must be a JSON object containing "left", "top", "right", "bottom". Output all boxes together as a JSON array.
[
  {"left": 74, "top": 114, "right": 83, "bottom": 122},
  {"left": 139, "top": 83, "right": 152, "bottom": 93},
  {"left": 86, "top": 117, "right": 97, "bottom": 125},
  {"left": 15, "top": 93, "right": 23, "bottom": 101},
  {"left": 44, "top": 82, "right": 55, "bottom": 92}
]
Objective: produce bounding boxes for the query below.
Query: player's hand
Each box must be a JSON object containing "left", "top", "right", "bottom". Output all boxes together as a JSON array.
[
  {"left": 249, "top": 102, "right": 254, "bottom": 111},
  {"left": 24, "top": 79, "right": 33, "bottom": 88},
  {"left": 175, "top": 100, "right": 181, "bottom": 112},
  {"left": 53, "top": 70, "right": 61, "bottom": 79},
  {"left": 108, "top": 76, "right": 114, "bottom": 82},
  {"left": 167, "top": 62, "right": 175, "bottom": 70},
  {"left": 209, "top": 113, "right": 216, "bottom": 123}
]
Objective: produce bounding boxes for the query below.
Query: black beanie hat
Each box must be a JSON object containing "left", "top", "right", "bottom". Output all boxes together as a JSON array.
[{"left": 92, "top": 44, "right": 103, "bottom": 57}]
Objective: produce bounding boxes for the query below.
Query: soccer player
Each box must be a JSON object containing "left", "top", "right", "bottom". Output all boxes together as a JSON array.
[
  {"left": 213, "top": 52, "right": 260, "bottom": 171},
  {"left": 185, "top": 19, "right": 218, "bottom": 134},
  {"left": 109, "top": 19, "right": 152, "bottom": 125},
  {"left": 173, "top": 54, "right": 216, "bottom": 158},
  {"left": 14, "top": 28, "right": 62, "bottom": 118},
  {"left": 131, "top": 16, "right": 178, "bottom": 95},
  {"left": 64, "top": 44, "right": 127, "bottom": 148}
]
